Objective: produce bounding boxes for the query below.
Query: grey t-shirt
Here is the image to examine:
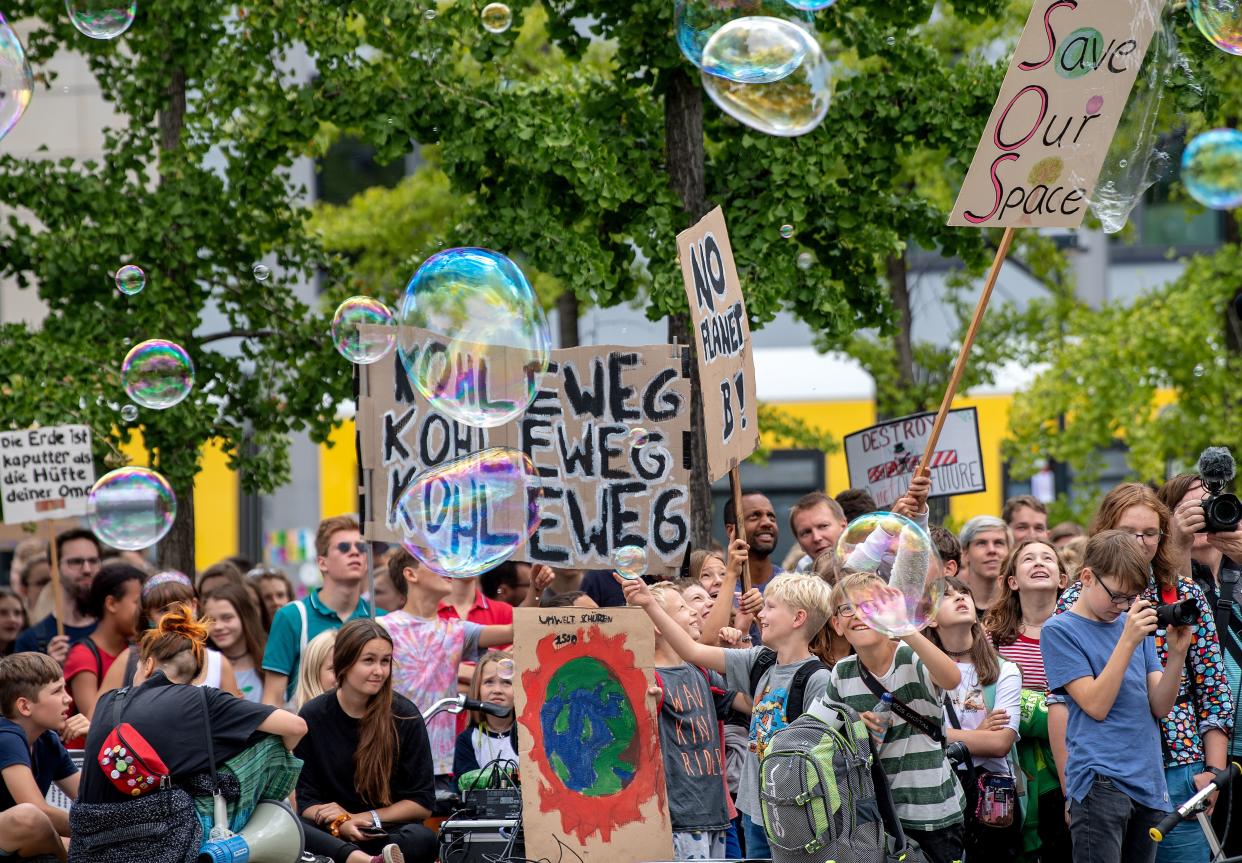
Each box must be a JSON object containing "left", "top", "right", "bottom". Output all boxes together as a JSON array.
[
  {"left": 724, "top": 646, "right": 832, "bottom": 820},
  {"left": 657, "top": 663, "right": 735, "bottom": 831}
]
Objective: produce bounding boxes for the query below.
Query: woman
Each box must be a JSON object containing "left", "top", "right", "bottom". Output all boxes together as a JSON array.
[
  {"left": 204, "top": 583, "right": 267, "bottom": 703},
  {"left": 0, "top": 587, "right": 27, "bottom": 656},
  {"left": 1051, "top": 482, "right": 1233, "bottom": 863},
  {"left": 64, "top": 564, "right": 144, "bottom": 719},
  {"left": 297, "top": 619, "right": 437, "bottom": 863},
  {"left": 248, "top": 567, "right": 295, "bottom": 632},
  {"left": 69, "top": 605, "right": 305, "bottom": 863}
]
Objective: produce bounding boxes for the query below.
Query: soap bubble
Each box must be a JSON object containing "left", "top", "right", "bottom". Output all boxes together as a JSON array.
[
  {"left": 1182, "top": 128, "right": 1242, "bottom": 210},
  {"left": 629, "top": 427, "right": 651, "bottom": 448},
  {"left": 395, "top": 447, "right": 541, "bottom": 579},
  {"left": 702, "top": 29, "right": 831, "bottom": 137},
  {"left": 121, "top": 340, "right": 195, "bottom": 410},
  {"left": 120, "top": 404, "right": 138, "bottom": 422},
  {"left": 701, "top": 16, "right": 810, "bottom": 84},
  {"left": 0, "top": 13, "right": 33, "bottom": 144},
  {"left": 65, "top": 0, "right": 137, "bottom": 39},
  {"left": 88, "top": 467, "right": 177, "bottom": 551},
  {"left": 423, "top": 8, "right": 437, "bottom": 20},
  {"left": 796, "top": 251, "right": 814, "bottom": 269},
  {"left": 332, "top": 296, "right": 396, "bottom": 365},
  {"left": 675, "top": 0, "right": 812, "bottom": 69},
  {"left": 614, "top": 545, "right": 647, "bottom": 580},
  {"left": 779, "top": 223, "right": 795, "bottom": 238},
  {"left": 114, "top": 264, "right": 146, "bottom": 296},
  {"left": 1190, "top": 0, "right": 1242, "bottom": 55},
  {"left": 783, "top": 0, "right": 837, "bottom": 8},
  {"left": 481, "top": 2, "right": 512, "bottom": 33},
  {"left": 496, "top": 657, "right": 515, "bottom": 680},
  {"left": 397, "top": 248, "right": 551, "bottom": 428},
  {"left": 835, "top": 512, "right": 943, "bottom": 637},
  {"left": 252, "top": 264, "right": 270, "bottom": 282}
]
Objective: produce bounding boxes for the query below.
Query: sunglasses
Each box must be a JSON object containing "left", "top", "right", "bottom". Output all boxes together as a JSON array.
[{"left": 334, "top": 542, "right": 368, "bottom": 555}]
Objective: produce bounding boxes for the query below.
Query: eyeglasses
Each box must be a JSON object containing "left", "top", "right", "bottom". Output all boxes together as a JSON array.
[
  {"left": 835, "top": 603, "right": 856, "bottom": 618},
  {"left": 334, "top": 542, "right": 368, "bottom": 555},
  {"left": 1096, "top": 576, "right": 1142, "bottom": 608},
  {"left": 1128, "top": 530, "right": 1164, "bottom": 544},
  {"left": 63, "top": 556, "right": 101, "bottom": 571}
]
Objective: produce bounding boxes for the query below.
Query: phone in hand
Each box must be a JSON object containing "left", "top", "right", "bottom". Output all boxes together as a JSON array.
[{"left": 358, "top": 826, "right": 388, "bottom": 839}]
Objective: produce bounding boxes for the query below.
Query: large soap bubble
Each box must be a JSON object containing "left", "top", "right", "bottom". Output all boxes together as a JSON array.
[
  {"left": 481, "top": 2, "right": 513, "bottom": 33},
  {"left": 395, "top": 447, "right": 541, "bottom": 579},
  {"left": 88, "top": 467, "right": 177, "bottom": 551},
  {"left": 331, "top": 296, "right": 396, "bottom": 365},
  {"left": 121, "top": 339, "right": 195, "bottom": 409},
  {"left": 398, "top": 248, "right": 551, "bottom": 428},
  {"left": 701, "top": 16, "right": 810, "bottom": 84},
  {"left": 835, "top": 512, "right": 943, "bottom": 637},
  {"left": 115, "top": 264, "right": 146, "bottom": 296},
  {"left": 614, "top": 545, "right": 646, "bottom": 580},
  {"left": 675, "top": 0, "right": 812, "bottom": 69},
  {"left": 0, "top": 13, "right": 33, "bottom": 144},
  {"left": 1182, "top": 129, "right": 1242, "bottom": 210},
  {"left": 1190, "top": 0, "right": 1242, "bottom": 55},
  {"left": 65, "top": 0, "right": 137, "bottom": 39},
  {"left": 702, "top": 29, "right": 831, "bottom": 137}
]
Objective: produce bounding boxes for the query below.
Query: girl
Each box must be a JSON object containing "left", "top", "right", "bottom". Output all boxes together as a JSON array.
[
  {"left": 64, "top": 564, "right": 144, "bottom": 719},
  {"left": 297, "top": 619, "right": 437, "bottom": 863},
  {"left": 295, "top": 630, "right": 338, "bottom": 709},
  {"left": 195, "top": 560, "right": 246, "bottom": 601},
  {"left": 452, "top": 650, "right": 517, "bottom": 789},
  {"left": 691, "top": 549, "right": 727, "bottom": 601},
  {"left": 0, "top": 588, "right": 27, "bottom": 656},
  {"left": 204, "top": 583, "right": 267, "bottom": 703},
  {"left": 929, "top": 577, "right": 1023, "bottom": 859},
  {"left": 249, "top": 567, "right": 296, "bottom": 632}
]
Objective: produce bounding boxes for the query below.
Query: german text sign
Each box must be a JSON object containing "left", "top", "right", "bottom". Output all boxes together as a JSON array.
[
  {"left": 948, "top": 0, "right": 1167, "bottom": 228},
  {"left": 844, "top": 408, "right": 985, "bottom": 508},
  {"left": 0, "top": 425, "right": 95, "bottom": 524},
  {"left": 677, "top": 207, "right": 759, "bottom": 482}
]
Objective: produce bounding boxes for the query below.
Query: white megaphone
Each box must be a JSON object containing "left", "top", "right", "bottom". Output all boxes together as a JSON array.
[{"left": 197, "top": 800, "right": 305, "bottom": 863}]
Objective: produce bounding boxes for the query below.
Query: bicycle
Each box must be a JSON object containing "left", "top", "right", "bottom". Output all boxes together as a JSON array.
[{"left": 1151, "top": 763, "right": 1242, "bottom": 863}]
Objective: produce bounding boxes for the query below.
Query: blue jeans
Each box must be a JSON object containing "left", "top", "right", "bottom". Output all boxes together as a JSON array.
[
  {"left": 1156, "top": 763, "right": 1211, "bottom": 863},
  {"left": 1069, "top": 775, "right": 1165, "bottom": 863},
  {"left": 741, "top": 812, "right": 771, "bottom": 859},
  {"left": 724, "top": 815, "right": 742, "bottom": 859}
]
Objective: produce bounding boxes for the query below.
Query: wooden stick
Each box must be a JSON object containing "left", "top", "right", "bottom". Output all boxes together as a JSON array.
[
  {"left": 918, "top": 227, "right": 1016, "bottom": 475},
  {"left": 47, "top": 521, "right": 63, "bottom": 638},
  {"left": 729, "top": 465, "right": 751, "bottom": 593}
]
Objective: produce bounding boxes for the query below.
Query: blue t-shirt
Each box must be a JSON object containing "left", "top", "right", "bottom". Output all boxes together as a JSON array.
[
  {"left": 0, "top": 717, "right": 77, "bottom": 809},
  {"left": 1042, "top": 610, "right": 1169, "bottom": 812}
]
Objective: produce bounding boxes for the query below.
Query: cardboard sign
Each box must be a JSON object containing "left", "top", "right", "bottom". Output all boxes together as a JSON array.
[
  {"left": 948, "top": 0, "right": 1167, "bottom": 228},
  {"left": 677, "top": 207, "right": 759, "bottom": 482},
  {"left": 513, "top": 606, "right": 672, "bottom": 863},
  {"left": 357, "top": 336, "right": 693, "bottom": 574},
  {"left": 843, "top": 408, "right": 985, "bottom": 508},
  {"left": 0, "top": 425, "right": 95, "bottom": 524}
]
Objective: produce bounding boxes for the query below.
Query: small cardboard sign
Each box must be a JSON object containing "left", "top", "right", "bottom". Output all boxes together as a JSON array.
[
  {"left": 843, "top": 408, "right": 985, "bottom": 508},
  {"left": 677, "top": 207, "right": 759, "bottom": 482},
  {"left": 0, "top": 425, "right": 95, "bottom": 524},
  {"left": 948, "top": 0, "right": 1167, "bottom": 228}
]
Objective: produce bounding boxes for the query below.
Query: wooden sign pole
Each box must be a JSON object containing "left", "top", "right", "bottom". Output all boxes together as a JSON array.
[
  {"left": 728, "top": 465, "right": 751, "bottom": 593},
  {"left": 46, "top": 521, "right": 64, "bottom": 638},
  {"left": 917, "top": 227, "right": 1016, "bottom": 476}
]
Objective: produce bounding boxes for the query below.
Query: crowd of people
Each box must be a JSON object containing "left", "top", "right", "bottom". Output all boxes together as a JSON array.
[{"left": 0, "top": 471, "right": 1236, "bottom": 863}]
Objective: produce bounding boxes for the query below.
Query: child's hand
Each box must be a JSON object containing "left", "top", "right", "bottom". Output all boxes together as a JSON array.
[
  {"left": 981, "top": 708, "right": 1010, "bottom": 732},
  {"left": 60, "top": 713, "right": 89, "bottom": 741},
  {"left": 718, "top": 626, "right": 746, "bottom": 646},
  {"left": 859, "top": 711, "right": 886, "bottom": 735},
  {"left": 1166, "top": 622, "right": 1194, "bottom": 656},
  {"left": 531, "top": 564, "right": 555, "bottom": 594},
  {"left": 47, "top": 635, "right": 69, "bottom": 666},
  {"left": 615, "top": 573, "right": 654, "bottom": 608},
  {"left": 1123, "top": 600, "right": 1158, "bottom": 647},
  {"left": 905, "top": 473, "right": 932, "bottom": 512},
  {"left": 863, "top": 585, "right": 912, "bottom": 632},
  {"left": 726, "top": 539, "right": 749, "bottom": 578},
  {"left": 739, "top": 588, "right": 763, "bottom": 617}
]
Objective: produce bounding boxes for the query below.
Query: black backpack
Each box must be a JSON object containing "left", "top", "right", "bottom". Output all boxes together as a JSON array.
[{"left": 747, "top": 648, "right": 828, "bottom": 722}]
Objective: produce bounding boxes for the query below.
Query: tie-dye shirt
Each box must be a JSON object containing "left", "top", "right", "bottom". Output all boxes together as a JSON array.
[{"left": 380, "top": 611, "right": 483, "bottom": 775}]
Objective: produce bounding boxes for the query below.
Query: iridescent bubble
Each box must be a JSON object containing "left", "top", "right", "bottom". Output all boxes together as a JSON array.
[
  {"left": 0, "top": 13, "right": 33, "bottom": 144},
  {"left": 395, "top": 447, "right": 541, "bottom": 579},
  {"left": 629, "top": 427, "right": 651, "bottom": 448},
  {"left": 496, "top": 657, "right": 515, "bottom": 680},
  {"left": 121, "top": 339, "right": 195, "bottom": 410},
  {"left": 614, "top": 544, "right": 647, "bottom": 580},
  {"left": 1182, "top": 128, "right": 1242, "bottom": 210},
  {"left": 332, "top": 296, "right": 396, "bottom": 365},
  {"left": 1190, "top": 0, "right": 1242, "bottom": 55},
  {"left": 779, "top": 223, "right": 795, "bottom": 238},
  {"left": 702, "top": 29, "right": 831, "bottom": 137},
  {"left": 835, "top": 512, "right": 943, "bottom": 637},
  {"left": 796, "top": 251, "right": 814, "bottom": 270},
  {"left": 783, "top": 0, "right": 837, "bottom": 8},
  {"left": 1193, "top": 363, "right": 1207, "bottom": 377},
  {"left": 481, "top": 2, "right": 512, "bottom": 33},
  {"left": 675, "top": 0, "right": 812, "bottom": 69},
  {"left": 87, "top": 467, "right": 177, "bottom": 551},
  {"left": 423, "top": 8, "right": 437, "bottom": 20},
  {"left": 397, "top": 248, "right": 551, "bottom": 428},
  {"left": 701, "top": 16, "right": 810, "bottom": 84},
  {"left": 252, "top": 264, "right": 271, "bottom": 282},
  {"left": 65, "top": 0, "right": 137, "bottom": 39},
  {"left": 115, "top": 264, "right": 146, "bottom": 296},
  {"left": 119, "top": 404, "right": 138, "bottom": 422}
]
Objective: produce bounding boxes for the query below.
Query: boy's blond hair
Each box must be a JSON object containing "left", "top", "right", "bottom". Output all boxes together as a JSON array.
[
  {"left": 829, "top": 572, "right": 885, "bottom": 615},
  {"left": 765, "top": 573, "right": 833, "bottom": 635},
  {"left": 647, "top": 582, "right": 682, "bottom": 612}
]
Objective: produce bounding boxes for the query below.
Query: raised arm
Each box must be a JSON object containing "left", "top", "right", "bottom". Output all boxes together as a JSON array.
[
  {"left": 617, "top": 575, "right": 727, "bottom": 673},
  {"left": 901, "top": 629, "right": 961, "bottom": 692}
]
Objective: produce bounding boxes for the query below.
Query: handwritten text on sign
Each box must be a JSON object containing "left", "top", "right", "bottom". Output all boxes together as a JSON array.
[
  {"left": 0, "top": 425, "right": 96, "bottom": 524},
  {"left": 843, "top": 408, "right": 985, "bottom": 508},
  {"left": 948, "top": 0, "right": 1166, "bottom": 228},
  {"left": 678, "top": 207, "right": 759, "bottom": 482}
]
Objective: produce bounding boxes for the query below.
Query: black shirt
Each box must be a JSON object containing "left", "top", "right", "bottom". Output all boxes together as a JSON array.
[
  {"left": 77, "top": 671, "right": 276, "bottom": 804},
  {"left": 295, "top": 691, "right": 435, "bottom": 816}
]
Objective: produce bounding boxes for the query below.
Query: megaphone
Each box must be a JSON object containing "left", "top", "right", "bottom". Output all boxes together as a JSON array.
[{"left": 198, "top": 800, "right": 305, "bottom": 863}]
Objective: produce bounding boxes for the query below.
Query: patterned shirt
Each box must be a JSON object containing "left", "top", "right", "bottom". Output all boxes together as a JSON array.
[
  {"left": 997, "top": 633, "right": 1049, "bottom": 693},
  {"left": 1054, "top": 575, "right": 1234, "bottom": 767}
]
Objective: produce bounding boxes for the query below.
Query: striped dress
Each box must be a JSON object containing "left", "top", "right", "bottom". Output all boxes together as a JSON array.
[{"left": 823, "top": 643, "right": 965, "bottom": 831}]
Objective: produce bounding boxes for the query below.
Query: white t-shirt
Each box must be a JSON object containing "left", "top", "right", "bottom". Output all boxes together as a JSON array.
[{"left": 942, "top": 659, "right": 1022, "bottom": 776}]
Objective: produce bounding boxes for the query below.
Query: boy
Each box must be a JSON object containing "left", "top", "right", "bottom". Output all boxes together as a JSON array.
[
  {"left": 619, "top": 571, "right": 833, "bottom": 859},
  {"left": 819, "top": 572, "right": 965, "bottom": 863},
  {"left": 1041, "top": 530, "right": 1190, "bottom": 863},
  {"left": 0, "top": 653, "right": 89, "bottom": 860}
]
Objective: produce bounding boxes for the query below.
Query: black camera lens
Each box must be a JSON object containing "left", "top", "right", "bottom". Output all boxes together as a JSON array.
[
  {"left": 1155, "top": 597, "right": 1199, "bottom": 628},
  {"left": 1205, "top": 493, "right": 1242, "bottom": 533},
  {"left": 944, "top": 740, "right": 971, "bottom": 766}
]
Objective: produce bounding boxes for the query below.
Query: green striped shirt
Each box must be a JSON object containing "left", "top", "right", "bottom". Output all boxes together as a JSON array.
[{"left": 823, "top": 643, "right": 965, "bottom": 831}]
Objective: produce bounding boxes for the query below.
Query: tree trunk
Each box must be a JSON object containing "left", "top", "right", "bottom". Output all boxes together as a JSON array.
[
  {"left": 886, "top": 251, "right": 917, "bottom": 414},
  {"left": 556, "top": 289, "right": 580, "bottom": 349},
  {"left": 157, "top": 481, "right": 196, "bottom": 575},
  {"left": 1224, "top": 211, "right": 1241, "bottom": 353}
]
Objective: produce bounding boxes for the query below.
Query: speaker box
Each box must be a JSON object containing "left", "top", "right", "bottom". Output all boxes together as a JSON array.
[{"left": 439, "top": 818, "right": 523, "bottom": 863}]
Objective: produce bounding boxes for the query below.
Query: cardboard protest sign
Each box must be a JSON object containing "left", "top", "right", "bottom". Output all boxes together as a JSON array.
[
  {"left": 513, "top": 606, "right": 672, "bottom": 863},
  {"left": 0, "top": 425, "right": 95, "bottom": 524},
  {"left": 677, "top": 207, "right": 759, "bottom": 482},
  {"left": 948, "top": 0, "right": 1167, "bottom": 228},
  {"left": 844, "top": 408, "right": 985, "bottom": 508},
  {"left": 357, "top": 334, "right": 693, "bottom": 575}
]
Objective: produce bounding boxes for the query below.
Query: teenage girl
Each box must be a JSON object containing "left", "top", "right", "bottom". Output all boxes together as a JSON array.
[
  {"left": 452, "top": 650, "right": 517, "bottom": 789},
  {"left": 205, "top": 582, "right": 268, "bottom": 703},
  {"left": 295, "top": 630, "right": 339, "bottom": 709},
  {"left": 65, "top": 564, "right": 144, "bottom": 719}
]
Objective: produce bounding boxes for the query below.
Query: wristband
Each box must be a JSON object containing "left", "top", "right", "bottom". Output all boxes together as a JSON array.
[
  {"left": 370, "top": 810, "right": 381, "bottom": 830},
  {"left": 329, "top": 813, "right": 352, "bottom": 837}
]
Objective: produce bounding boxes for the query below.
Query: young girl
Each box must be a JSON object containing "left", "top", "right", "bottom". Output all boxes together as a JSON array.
[
  {"left": 691, "top": 549, "right": 728, "bottom": 600},
  {"left": 249, "top": 567, "right": 296, "bottom": 632},
  {"left": 452, "top": 650, "right": 517, "bottom": 789},
  {"left": 295, "top": 630, "right": 338, "bottom": 709},
  {"left": 0, "top": 588, "right": 27, "bottom": 656},
  {"left": 928, "top": 577, "right": 1023, "bottom": 859},
  {"left": 65, "top": 563, "right": 144, "bottom": 719},
  {"left": 205, "top": 583, "right": 267, "bottom": 703},
  {"left": 297, "top": 619, "right": 437, "bottom": 863}
]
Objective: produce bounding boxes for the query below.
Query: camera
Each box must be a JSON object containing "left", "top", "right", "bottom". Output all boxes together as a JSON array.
[
  {"left": 1155, "top": 596, "right": 1199, "bottom": 628},
  {"left": 1198, "top": 447, "right": 1242, "bottom": 533},
  {"left": 944, "top": 740, "right": 971, "bottom": 767}
]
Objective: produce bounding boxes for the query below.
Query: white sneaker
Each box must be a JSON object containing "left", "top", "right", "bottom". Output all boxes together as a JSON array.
[{"left": 377, "top": 844, "right": 404, "bottom": 863}]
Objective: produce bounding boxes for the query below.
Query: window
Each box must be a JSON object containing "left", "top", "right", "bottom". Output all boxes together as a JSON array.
[{"left": 710, "top": 449, "right": 827, "bottom": 567}]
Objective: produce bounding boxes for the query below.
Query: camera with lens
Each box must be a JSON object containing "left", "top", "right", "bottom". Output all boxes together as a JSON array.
[
  {"left": 1198, "top": 447, "right": 1242, "bottom": 533},
  {"left": 1155, "top": 596, "right": 1199, "bottom": 628},
  {"left": 944, "top": 740, "right": 971, "bottom": 768}
]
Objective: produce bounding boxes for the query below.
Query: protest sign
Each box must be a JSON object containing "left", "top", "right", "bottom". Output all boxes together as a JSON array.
[
  {"left": 677, "top": 206, "right": 759, "bottom": 482},
  {"left": 513, "top": 606, "right": 672, "bottom": 863},
  {"left": 357, "top": 334, "right": 693, "bottom": 575},
  {"left": 0, "top": 425, "right": 95, "bottom": 524},
  {"left": 948, "top": 0, "right": 1167, "bottom": 227},
  {"left": 844, "top": 408, "right": 985, "bottom": 508}
]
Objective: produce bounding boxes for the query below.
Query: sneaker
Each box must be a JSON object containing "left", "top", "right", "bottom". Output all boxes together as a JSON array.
[{"left": 371, "top": 844, "right": 404, "bottom": 863}]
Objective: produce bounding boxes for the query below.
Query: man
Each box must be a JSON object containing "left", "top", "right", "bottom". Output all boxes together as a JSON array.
[
  {"left": 14, "top": 529, "right": 101, "bottom": 662},
  {"left": 479, "top": 561, "right": 533, "bottom": 606},
  {"left": 1003, "top": 494, "right": 1049, "bottom": 543},
  {"left": 724, "top": 492, "right": 781, "bottom": 590},
  {"left": 1049, "top": 521, "right": 1085, "bottom": 550},
  {"left": 958, "top": 515, "right": 1010, "bottom": 614},
  {"left": 261, "top": 515, "right": 375, "bottom": 706},
  {"left": 836, "top": 488, "right": 877, "bottom": 524},
  {"left": 788, "top": 493, "right": 849, "bottom": 573}
]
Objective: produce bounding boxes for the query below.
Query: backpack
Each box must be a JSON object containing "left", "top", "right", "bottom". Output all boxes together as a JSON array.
[{"left": 747, "top": 648, "right": 827, "bottom": 722}]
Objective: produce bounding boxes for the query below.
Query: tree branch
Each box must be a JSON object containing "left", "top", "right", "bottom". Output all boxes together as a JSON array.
[{"left": 199, "top": 328, "right": 276, "bottom": 344}]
